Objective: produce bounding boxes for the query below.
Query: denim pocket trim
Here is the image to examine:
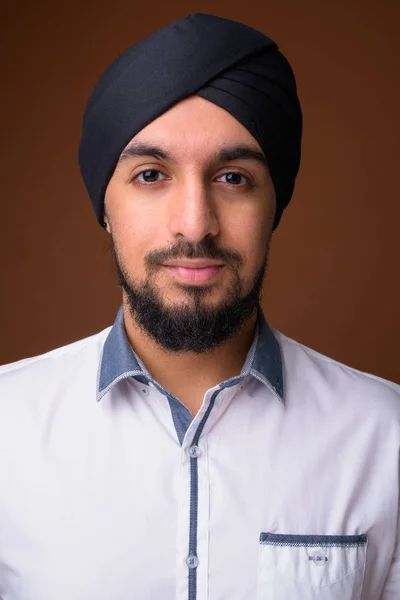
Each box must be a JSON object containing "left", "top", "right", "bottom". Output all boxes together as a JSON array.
[{"left": 260, "top": 533, "right": 368, "bottom": 547}]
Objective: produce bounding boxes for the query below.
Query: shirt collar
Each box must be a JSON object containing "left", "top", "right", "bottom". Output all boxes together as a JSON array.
[{"left": 97, "top": 305, "right": 284, "bottom": 403}]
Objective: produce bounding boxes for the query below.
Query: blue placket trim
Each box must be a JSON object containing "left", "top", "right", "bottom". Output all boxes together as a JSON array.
[{"left": 187, "top": 376, "right": 243, "bottom": 600}]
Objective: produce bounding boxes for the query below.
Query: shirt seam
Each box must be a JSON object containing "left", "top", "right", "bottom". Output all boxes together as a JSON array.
[{"left": 275, "top": 331, "right": 400, "bottom": 392}]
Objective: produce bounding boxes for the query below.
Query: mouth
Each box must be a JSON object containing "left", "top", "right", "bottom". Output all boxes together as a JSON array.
[{"left": 161, "top": 265, "right": 224, "bottom": 285}]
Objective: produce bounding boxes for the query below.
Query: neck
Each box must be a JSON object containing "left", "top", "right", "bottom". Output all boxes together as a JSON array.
[{"left": 122, "top": 302, "right": 258, "bottom": 415}]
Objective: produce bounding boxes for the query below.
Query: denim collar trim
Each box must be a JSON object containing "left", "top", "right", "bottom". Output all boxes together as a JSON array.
[{"left": 97, "top": 305, "right": 284, "bottom": 404}]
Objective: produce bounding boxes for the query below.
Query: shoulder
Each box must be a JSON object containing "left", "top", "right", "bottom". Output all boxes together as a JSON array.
[
  {"left": 0, "top": 328, "right": 113, "bottom": 449},
  {"left": 0, "top": 327, "right": 112, "bottom": 392},
  {"left": 274, "top": 329, "right": 400, "bottom": 416}
]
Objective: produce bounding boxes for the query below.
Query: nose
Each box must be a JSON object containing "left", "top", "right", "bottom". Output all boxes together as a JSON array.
[{"left": 167, "top": 177, "right": 220, "bottom": 244}]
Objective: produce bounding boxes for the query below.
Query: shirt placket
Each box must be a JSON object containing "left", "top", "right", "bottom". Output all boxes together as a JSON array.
[{"left": 175, "top": 381, "right": 243, "bottom": 600}]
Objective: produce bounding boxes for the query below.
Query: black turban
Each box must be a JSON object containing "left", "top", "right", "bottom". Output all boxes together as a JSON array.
[{"left": 78, "top": 13, "right": 302, "bottom": 229}]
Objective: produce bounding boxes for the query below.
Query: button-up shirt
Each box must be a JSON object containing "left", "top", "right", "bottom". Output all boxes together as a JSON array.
[{"left": 0, "top": 305, "right": 399, "bottom": 600}]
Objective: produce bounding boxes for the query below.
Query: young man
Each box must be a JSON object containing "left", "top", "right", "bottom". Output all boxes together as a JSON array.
[{"left": 0, "top": 13, "right": 398, "bottom": 600}]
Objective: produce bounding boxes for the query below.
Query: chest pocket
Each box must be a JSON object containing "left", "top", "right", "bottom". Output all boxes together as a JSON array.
[{"left": 257, "top": 532, "right": 368, "bottom": 600}]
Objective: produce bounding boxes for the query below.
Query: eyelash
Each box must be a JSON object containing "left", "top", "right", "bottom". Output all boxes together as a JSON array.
[{"left": 131, "top": 169, "right": 252, "bottom": 187}]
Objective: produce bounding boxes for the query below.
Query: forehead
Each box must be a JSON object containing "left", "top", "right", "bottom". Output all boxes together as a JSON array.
[{"left": 122, "top": 95, "right": 263, "bottom": 160}]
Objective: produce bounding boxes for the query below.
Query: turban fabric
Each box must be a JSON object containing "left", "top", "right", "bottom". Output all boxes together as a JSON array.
[{"left": 78, "top": 13, "right": 302, "bottom": 229}]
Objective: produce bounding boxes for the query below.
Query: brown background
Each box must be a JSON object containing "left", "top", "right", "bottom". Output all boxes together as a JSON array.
[{"left": 1, "top": 0, "right": 399, "bottom": 383}]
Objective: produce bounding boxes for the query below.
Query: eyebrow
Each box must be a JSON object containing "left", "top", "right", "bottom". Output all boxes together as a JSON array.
[{"left": 117, "top": 142, "right": 269, "bottom": 170}]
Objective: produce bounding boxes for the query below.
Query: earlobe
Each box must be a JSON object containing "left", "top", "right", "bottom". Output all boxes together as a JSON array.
[
  {"left": 102, "top": 202, "right": 111, "bottom": 231},
  {"left": 102, "top": 212, "right": 110, "bottom": 231}
]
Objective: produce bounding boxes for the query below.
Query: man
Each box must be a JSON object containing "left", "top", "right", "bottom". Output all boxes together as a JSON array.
[{"left": 0, "top": 12, "right": 398, "bottom": 600}]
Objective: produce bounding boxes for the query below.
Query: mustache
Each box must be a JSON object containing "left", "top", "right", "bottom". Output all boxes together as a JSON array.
[{"left": 144, "top": 238, "right": 242, "bottom": 269}]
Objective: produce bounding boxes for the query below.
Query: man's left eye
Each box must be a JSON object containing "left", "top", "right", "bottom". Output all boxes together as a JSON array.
[{"left": 218, "top": 172, "right": 248, "bottom": 185}]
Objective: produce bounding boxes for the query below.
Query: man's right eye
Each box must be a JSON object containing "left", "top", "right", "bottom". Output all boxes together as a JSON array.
[{"left": 134, "top": 169, "right": 166, "bottom": 184}]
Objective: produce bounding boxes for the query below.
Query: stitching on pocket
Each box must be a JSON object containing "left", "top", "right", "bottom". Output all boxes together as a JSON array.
[{"left": 260, "top": 532, "right": 368, "bottom": 547}]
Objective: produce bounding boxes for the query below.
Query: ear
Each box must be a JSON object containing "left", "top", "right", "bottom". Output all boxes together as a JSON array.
[{"left": 102, "top": 210, "right": 110, "bottom": 232}]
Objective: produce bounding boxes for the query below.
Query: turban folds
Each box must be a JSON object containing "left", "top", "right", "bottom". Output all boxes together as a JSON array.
[{"left": 78, "top": 13, "right": 302, "bottom": 229}]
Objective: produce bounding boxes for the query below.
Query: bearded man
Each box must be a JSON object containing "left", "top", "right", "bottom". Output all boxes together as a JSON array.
[{"left": 0, "top": 13, "right": 398, "bottom": 600}]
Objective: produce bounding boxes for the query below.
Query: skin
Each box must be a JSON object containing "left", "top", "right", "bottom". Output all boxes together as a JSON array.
[{"left": 104, "top": 95, "right": 276, "bottom": 415}]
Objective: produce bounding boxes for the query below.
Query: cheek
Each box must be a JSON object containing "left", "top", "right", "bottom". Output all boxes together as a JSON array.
[
  {"left": 225, "top": 208, "right": 271, "bottom": 265},
  {"left": 110, "top": 215, "right": 161, "bottom": 279},
  {"left": 116, "top": 214, "right": 156, "bottom": 243},
  {"left": 113, "top": 197, "right": 157, "bottom": 235},
  {"left": 108, "top": 191, "right": 163, "bottom": 255},
  {"left": 106, "top": 176, "right": 163, "bottom": 233}
]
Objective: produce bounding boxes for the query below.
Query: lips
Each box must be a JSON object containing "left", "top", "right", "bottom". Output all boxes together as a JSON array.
[
  {"left": 162, "top": 259, "right": 224, "bottom": 268},
  {"left": 162, "top": 265, "right": 224, "bottom": 284}
]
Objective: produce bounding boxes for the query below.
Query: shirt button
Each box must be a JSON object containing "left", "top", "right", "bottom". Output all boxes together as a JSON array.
[
  {"left": 186, "top": 555, "right": 199, "bottom": 569},
  {"left": 308, "top": 552, "right": 328, "bottom": 566},
  {"left": 141, "top": 387, "right": 149, "bottom": 396},
  {"left": 189, "top": 445, "right": 201, "bottom": 458}
]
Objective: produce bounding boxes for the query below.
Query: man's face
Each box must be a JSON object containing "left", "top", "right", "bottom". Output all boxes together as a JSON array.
[{"left": 104, "top": 95, "right": 276, "bottom": 353}]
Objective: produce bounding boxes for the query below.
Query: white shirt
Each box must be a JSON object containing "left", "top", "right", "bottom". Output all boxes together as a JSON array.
[{"left": 0, "top": 305, "right": 399, "bottom": 600}]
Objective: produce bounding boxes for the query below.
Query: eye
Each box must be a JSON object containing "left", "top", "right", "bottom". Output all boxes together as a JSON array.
[
  {"left": 217, "top": 172, "right": 250, "bottom": 185},
  {"left": 134, "top": 169, "right": 166, "bottom": 184}
]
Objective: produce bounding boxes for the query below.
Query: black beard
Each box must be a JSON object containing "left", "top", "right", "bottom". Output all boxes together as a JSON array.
[{"left": 111, "top": 236, "right": 270, "bottom": 354}]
